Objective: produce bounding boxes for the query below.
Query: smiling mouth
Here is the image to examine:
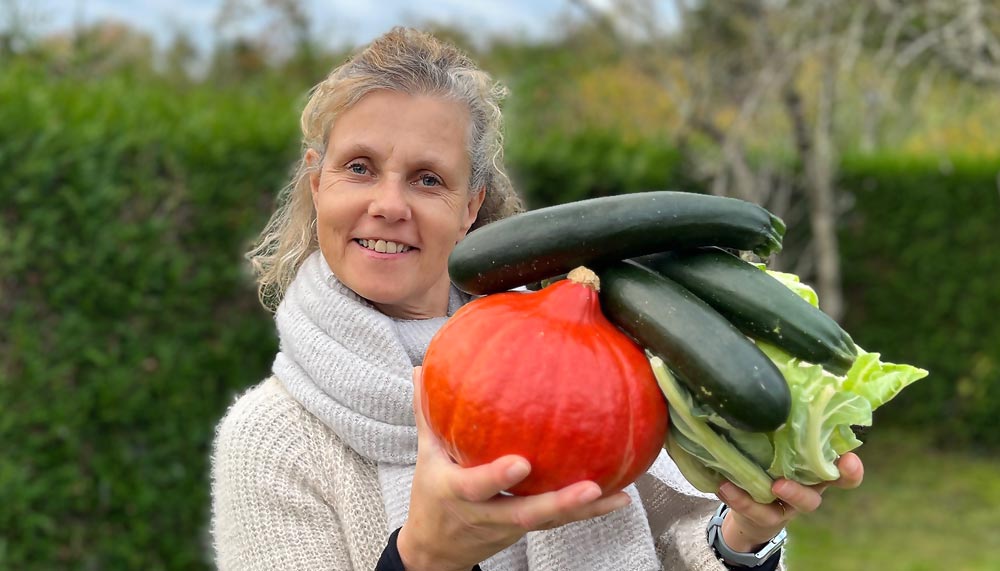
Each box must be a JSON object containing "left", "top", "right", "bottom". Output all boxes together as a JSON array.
[{"left": 356, "top": 238, "right": 414, "bottom": 254}]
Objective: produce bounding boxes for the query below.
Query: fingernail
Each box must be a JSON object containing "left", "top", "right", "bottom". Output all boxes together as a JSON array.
[
  {"left": 842, "top": 453, "right": 860, "bottom": 472},
  {"left": 611, "top": 493, "right": 632, "bottom": 510},
  {"left": 506, "top": 459, "right": 530, "bottom": 481}
]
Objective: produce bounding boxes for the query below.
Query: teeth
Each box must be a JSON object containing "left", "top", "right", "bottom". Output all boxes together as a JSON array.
[{"left": 358, "top": 239, "right": 411, "bottom": 253}]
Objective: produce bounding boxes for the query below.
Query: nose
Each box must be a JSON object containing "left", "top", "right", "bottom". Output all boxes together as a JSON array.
[{"left": 367, "top": 176, "right": 412, "bottom": 221}]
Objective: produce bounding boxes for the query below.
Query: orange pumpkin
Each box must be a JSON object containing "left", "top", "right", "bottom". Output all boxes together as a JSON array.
[{"left": 421, "top": 266, "right": 668, "bottom": 496}]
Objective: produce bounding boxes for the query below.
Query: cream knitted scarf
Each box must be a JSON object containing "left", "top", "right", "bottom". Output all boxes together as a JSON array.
[{"left": 273, "top": 251, "right": 662, "bottom": 570}]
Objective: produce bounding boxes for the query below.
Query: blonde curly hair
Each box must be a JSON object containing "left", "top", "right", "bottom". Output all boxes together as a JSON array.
[{"left": 246, "top": 27, "right": 523, "bottom": 311}]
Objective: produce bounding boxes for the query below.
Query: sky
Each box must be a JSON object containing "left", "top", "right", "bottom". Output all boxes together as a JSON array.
[{"left": 32, "top": 0, "right": 613, "bottom": 51}]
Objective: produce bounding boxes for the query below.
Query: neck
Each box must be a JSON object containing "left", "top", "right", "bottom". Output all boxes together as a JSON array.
[
  {"left": 373, "top": 300, "right": 447, "bottom": 320},
  {"left": 371, "top": 278, "right": 453, "bottom": 320}
]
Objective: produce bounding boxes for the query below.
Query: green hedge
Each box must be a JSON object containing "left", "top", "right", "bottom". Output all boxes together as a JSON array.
[
  {"left": 0, "top": 67, "right": 298, "bottom": 569},
  {"left": 838, "top": 154, "right": 1000, "bottom": 446},
  {"left": 3, "top": 66, "right": 998, "bottom": 569},
  {"left": 506, "top": 128, "right": 693, "bottom": 208}
]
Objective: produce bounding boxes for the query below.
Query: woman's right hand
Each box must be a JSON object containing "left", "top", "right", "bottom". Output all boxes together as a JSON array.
[{"left": 397, "top": 366, "right": 632, "bottom": 571}]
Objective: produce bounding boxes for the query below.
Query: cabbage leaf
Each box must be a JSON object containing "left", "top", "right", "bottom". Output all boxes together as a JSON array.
[{"left": 657, "top": 268, "right": 928, "bottom": 502}]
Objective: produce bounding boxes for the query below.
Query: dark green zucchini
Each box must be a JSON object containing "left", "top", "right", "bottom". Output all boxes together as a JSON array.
[
  {"left": 598, "top": 260, "right": 791, "bottom": 433},
  {"left": 449, "top": 191, "right": 785, "bottom": 295},
  {"left": 634, "top": 248, "right": 857, "bottom": 374}
]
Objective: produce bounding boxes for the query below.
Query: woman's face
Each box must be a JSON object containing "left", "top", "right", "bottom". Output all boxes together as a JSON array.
[{"left": 308, "top": 90, "right": 485, "bottom": 319}]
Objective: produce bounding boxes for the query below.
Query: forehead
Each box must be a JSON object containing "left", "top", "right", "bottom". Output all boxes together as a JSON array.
[{"left": 328, "top": 90, "right": 471, "bottom": 164}]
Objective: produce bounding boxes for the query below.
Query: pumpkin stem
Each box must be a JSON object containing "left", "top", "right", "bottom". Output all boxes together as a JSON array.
[{"left": 567, "top": 266, "right": 600, "bottom": 292}]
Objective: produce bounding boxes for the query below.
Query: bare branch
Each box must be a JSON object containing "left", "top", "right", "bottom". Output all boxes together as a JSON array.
[
  {"left": 895, "top": 26, "right": 944, "bottom": 70},
  {"left": 839, "top": 3, "right": 870, "bottom": 75},
  {"left": 876, "top": 4, "right": 917, "bottom": 65},
  {"left": 903, "top": 0, "right": 1000, "bottom": 84}
]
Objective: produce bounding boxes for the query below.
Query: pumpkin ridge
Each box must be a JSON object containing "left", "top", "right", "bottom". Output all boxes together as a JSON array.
[{"left": 560, "top": 283, "right": 610, "bottom": 485}]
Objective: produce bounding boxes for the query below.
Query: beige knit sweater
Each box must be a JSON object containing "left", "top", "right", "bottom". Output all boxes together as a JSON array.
[{"left": 211, "top": 376, "right": 786, "bottom": 571}]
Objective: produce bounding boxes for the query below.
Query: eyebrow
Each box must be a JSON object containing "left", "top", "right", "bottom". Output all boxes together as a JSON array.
[
  {"left": 333, "top": 142, "right": 457, "bottom": 175},
  {"left": 332, "top": 142, "right": 382, "bottom": 161}
]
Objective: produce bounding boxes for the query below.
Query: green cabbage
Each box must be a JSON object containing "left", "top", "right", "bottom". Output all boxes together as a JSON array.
[{"left": 656, "top": 269, "right": 928, "bottom": 503}]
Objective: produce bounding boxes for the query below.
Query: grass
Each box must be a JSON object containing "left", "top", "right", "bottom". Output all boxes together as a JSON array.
[{"left": 786, "top": 427, "right": 1000, "bottom": 571}]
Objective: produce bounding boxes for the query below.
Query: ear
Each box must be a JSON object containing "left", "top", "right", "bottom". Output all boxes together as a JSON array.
[
  {"left": 459, "top": 187, "right": 487, "bottom": 238},
  {"left": 304, "top": 148, "right": 322, "bottom": 206}
]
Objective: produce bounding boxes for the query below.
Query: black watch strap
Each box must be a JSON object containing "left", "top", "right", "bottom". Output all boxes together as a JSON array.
[{"left": 375, "top": 528, "right": 406, "bottom": 571}]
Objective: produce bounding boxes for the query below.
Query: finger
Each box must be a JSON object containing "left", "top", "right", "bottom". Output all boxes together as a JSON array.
[
  {"left": 772, "top": 479, "right": 823, "bottom": 513},
  {"left": 545, "top": 489, "right": 632, "bottom": 529},
  {"left": 718, "top": 482, "right": 790, "bottom": 528},
  {"left": 800, "top": 453, "right": 865, "bottom": 497},
  {"left": 446, "top": 455, "right": 532, "bottom": 503},
  {"left": 831, "top": 453, "right": 864, "bottom": 489},
  {"left": 500, "top": 482, "right": 631, "bottom": 531}
]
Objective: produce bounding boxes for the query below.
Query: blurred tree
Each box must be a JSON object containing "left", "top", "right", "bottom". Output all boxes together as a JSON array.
[
  {"left": 899, "top": 0, "right": 1000, "bottom": 85},
  {"left": 848, "top": 1, "right": 1000, "bottom": 152},
  {"left": 68, "top": 19, "right": 156, "bottom": 76},
  {"left": 0, "top": 0, "right": 45, "bottom": 58},
  {"left": 484, "top": 20, "right": 639, "bottom": 141},
  {"left": 209, "top": 36, "right": 269, "bottom": 82},
  {"left": 568, "top": 0, "right": 854, "bottom": 317},
  {"left": 0, "top": 0, "right": 26, "bottom": 56},
  {"left": 566, "top": 0, "right": 994, "bottom": 320},
  {"left": 163, "top": 32, "right": 199, "bottom": 83},
  {"left": 213, "top": 0, "right": 319, "bottom": 79}
]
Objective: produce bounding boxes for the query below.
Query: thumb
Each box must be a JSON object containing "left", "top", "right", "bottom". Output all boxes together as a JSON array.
[
  {"left": 411, "top": 366, "right": 445, "bottom": 456},
  {"left": 411, "top": 366, "right": 428, "bottom": 432}
]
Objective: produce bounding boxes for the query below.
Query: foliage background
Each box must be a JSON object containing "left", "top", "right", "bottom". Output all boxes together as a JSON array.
[{"left": 3, "top": 5, "right": 999, "bottom": 570}]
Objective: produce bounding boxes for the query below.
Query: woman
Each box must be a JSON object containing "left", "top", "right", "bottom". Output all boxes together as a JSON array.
[{"left": 210, "top": 27, "right": 863, "bottom": 571}]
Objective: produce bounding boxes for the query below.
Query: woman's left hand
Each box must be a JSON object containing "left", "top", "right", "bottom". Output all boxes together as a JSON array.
[{"left": 716, "top": 453, "right": 865, "bottom": 552}]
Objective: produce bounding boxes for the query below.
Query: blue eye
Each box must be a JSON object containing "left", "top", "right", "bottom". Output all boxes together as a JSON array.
[
  {"left": 348, "top": 162, "right": 368, "bottom": 175},
  {"left": 420, "top": 174, "right": 442, "bottom": 187}
]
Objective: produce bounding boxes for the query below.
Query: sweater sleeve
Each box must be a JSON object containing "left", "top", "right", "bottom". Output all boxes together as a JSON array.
[
  {"left": 660, "top": 509, "right": 786, "bottom": 571},
  {"left": 636, "top": 452, "right": 789, "bottom": 571},
  {"left": 210, "top": 380, "right": 356, "bottom": 571},
  {"left": 376, "top": 528, "right": 484, "bottom": 571},
  {"left": 375, "top": 529, "right": 407, "bottom": 571}
]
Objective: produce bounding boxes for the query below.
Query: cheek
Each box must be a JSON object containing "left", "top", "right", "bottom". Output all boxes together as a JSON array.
[
  {"left": 315, "top": 189, "right": 357, "bottom": 231},
  {"left": 426, "top": 204, "right": 470, "bottom": 246},
  {"left": 315, "top": 199, "right": 339, "bottom": 227}
]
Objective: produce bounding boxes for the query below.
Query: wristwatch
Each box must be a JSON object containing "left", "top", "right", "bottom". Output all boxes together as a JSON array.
[{"left": 706, "top": 503, "right": 787, "bottom": 568}]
